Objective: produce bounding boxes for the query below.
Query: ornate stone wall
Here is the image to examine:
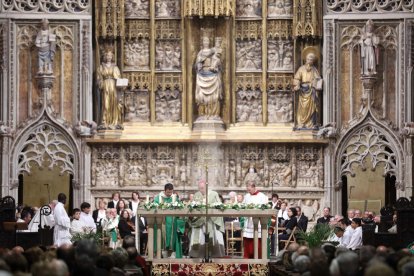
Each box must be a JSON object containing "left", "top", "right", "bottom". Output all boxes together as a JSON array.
[{"left": 90, "top": 143, "right": 325, "bottom": 221}]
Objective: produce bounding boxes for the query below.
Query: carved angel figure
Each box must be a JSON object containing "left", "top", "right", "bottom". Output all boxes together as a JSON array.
[{"left": 298, "top": 199, "right": 319, "bottom": 221}]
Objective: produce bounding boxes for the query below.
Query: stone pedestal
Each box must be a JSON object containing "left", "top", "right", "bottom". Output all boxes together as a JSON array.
[
  {"left": 193, "top": 116, "right": 226, "bottom": 140},
  {"left": 97, "top": 129, "right": 123, "bottom": 139}
]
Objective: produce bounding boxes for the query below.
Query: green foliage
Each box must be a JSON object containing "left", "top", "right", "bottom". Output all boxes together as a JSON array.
[
  {"left": 71, "top": 230, "right": 103, "bottom": 246},
  {"left": 297, "top": 223, "right": 333, "bottom": 248}
]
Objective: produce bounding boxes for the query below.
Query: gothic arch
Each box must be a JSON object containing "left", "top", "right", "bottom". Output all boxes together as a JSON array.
[
  {"left": 9, "top": 113, "right": 81, "bottom": 200},
  {"left": 334, "top": 117, "right": 404, "bottom": 193}
]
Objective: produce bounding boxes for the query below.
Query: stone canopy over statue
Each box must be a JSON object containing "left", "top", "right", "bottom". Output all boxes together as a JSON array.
[
  {"left": 293, "top": 50, "right": 323, "bottom": 130},
  {"left": 195, "top": 30, "right": 223, "bottom": 122}
]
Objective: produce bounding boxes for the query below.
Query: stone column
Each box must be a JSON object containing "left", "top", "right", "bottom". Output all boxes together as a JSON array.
[
  {"left": 260, "top": 217, "right": 268, "bottom": 260},
  {"left": 146, "top": 217, "right": 155, "bottom": 261},
  {"left": 253, "top": 217, "right": 259, "bottom": 259}
]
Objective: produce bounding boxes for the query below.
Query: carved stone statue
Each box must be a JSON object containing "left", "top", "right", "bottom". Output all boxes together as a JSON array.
[
  {"left": 293, "top": 53, "right": 322, "bottom": 129},
  {"left": 237, "top": 0, "right": 261, "bottom": 17},
  {"left": 360, "top": 20, "right": 379, "bottom": 76},
  {"left": 268, "top": 0, "right": 289, "bottom": 16},
  {"left": 156, "top": 41, "right": 181, "bottom": 70},
  {"left": 125, "top": 0, "right": 149, "bottom": 17},
  {"left": 97, "top": 49, "right": 123, "bottom": 129},
  {"left": 155, "top": 0, "right": 180, "bottom": 17},
  {"left": 236, "top": 40, "right": 262, "bottom": 70},
  {"left": 237, "top": 89, "right": 262, "bottom": 122},
  {"left": 195, "top": 36, "right": 223, "bottom": 119},
  {"left": 35, "top": 19, "right": 56, "bottom": 74},
  {"left": 124, "top": 39, "right": 149, "bottom": 70},
  {"left": 243, "top": 164, "right": 261, "bottom": 185},
  {"left": 268, "top": 40, "right": 292, "bottom": 71}
]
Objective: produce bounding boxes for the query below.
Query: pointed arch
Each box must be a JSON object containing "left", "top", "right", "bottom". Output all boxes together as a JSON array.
[{"left": 334, "top": 117, "right": 404, "bottom": 191}]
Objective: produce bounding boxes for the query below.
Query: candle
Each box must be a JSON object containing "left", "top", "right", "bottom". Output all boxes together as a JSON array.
[
  {"left": 146, "top": 195, "right": 149, "bottom": 204},
  {"left": 172, "top": 194, "right": 176, "bottom": 203},
  {"left": 234, "top": 196, "right": 238, "bottom": 204},
  {"left": 160, "top": 195, "right": 163, "bottom": 204},
  {"left": 231, "top": 221, "right": 234, "bottom": 233}
]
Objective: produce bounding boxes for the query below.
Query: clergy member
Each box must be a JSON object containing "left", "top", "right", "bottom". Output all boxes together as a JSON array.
[
  {"left": 189, "top": 180, "right": 225, "bottom": 258},
  {"left": 53, "top": 193, "right": 72, "bottom": 246},
  {"left": 154, "top": 183, "right": 185, "bottom": 258},
  {"left": 243, "top": 180, "right": 268, "bottom": 258}
]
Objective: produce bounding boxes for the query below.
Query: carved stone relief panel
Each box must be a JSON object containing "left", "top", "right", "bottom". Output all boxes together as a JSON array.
[
  {"left": 2, "top": 0, "right": 91, "bottom": 13},
  {"left": 155, "top": 89, "right": 181, "bottom": 122},
  {"left": 268, "top": 0, "right": 293, "bottom": 18},
  {"left": 155, "top": 74, "right": 182, "bottom": 122},
  {"left": 236, "top": 40, "right": 262, "bottom": 71},
  {"left": 91, "top": 146, "right": 121, "bottom": 187},
  {"left": 296, "top": 147, "right": 323, "bottom": 188},
  {"left": 124, "top": 90, "right": 150, "bottom": 122},
  {"left": 124, "top": 38, "right": 150, "bottom": 71},
  {"left": 125, "top": 0, "right": 149, "bottom": 18},
  {"left": 236, "top": 89, "right": 262, "bottom": 123},
  {"left": 155, "top": 0, "right": 181, "bottom": 18},
  {"left": 123, "top": 145, "right": 148, "bottom": 186},
  {"left": 268, "top": 146, "right": 293, "bottom": 187},
  {"left": 268, "top": 91, "right": 293, "bottom": 123},
  {"left": 236, "top": 0, "right": 262, "bottom": 17},
  {"left": 155, "top": 40, "right": 181, "bottom": 71},
  {"left": 267, "top": 39, "right": 293, "bottom": 72},
  {"left": 90, "top": 144, "right": 324, "bottom": 192}
]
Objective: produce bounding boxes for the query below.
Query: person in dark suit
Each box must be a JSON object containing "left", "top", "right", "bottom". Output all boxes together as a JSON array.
[
  {"left": 137, "top": 215, "right": 148, "bottom": 255},
  {"left": 92, "top": 199, "right": 107, "bottom": 224},
  {"left": 118, "top": 210, "right": 135, "bottom": 239},
  {"left": 107, "top": 192, "right": 120, "bottom": 209},
  {"left": 317, "top": 207, "right": 333, "bottom": 224},
  {"left": 296, "top": 206, "right": 308, "bottom": 232}
]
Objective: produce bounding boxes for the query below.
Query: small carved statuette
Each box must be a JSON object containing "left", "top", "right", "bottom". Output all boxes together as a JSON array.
[
  {"left": 35, "top": 19, "right": 56, "bottom": 75},
  {"left": 360, "top": 20, "right": 379, "bottom": 76}
]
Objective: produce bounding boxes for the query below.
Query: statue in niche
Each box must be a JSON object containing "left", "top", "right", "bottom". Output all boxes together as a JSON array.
[
  {"left": 243, "top": 164, "right": 261, "bottom": 185},
  {"left": 124, "top": 39, "right": 149, "bottom": 70},
  {"left": 195, "top": 35, "right": 223, "bottom": 119},
  {"left": 156, "top": 41, "right": 181, "bottom": 70},
  {"left": 293, "top": 52, "right": 322, "bottom": 129},
  {"left": 228, "top": 159, "right": 236, "bottom": 187},
  {"left": 237, "top": 0, "right": 261, "bottom": 17},
  {"left": 236, "top": 40, "right": 262, "bottom": 70},
  {"left": 125, "top": 0, "right": 149, "bottom": 17},
  {"left": 35, "top": 19, "right": 56, "bottom": 74},
  {"left": 97, "top": 48, "right": 123, "bottom": 129},
  {"left": 360, "top": 19, "right": 379, "bottom": 76}
]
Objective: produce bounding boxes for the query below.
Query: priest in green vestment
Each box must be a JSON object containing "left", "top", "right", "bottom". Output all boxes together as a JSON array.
[
  {"left": 154, "top": 183, "right": 185, "bottom": 258},
  {"left": 189, "top": 180, "right": 225, "bottom": 258}
]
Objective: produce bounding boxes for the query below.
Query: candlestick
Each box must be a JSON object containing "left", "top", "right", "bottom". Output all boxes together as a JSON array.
[
  {"left": 160, "top": 195, "right": 163, "bottom": 204},
  {"left": 172, "top": 194, "right": 176, "bottom": 203},
  {"left": 146, "top": 195, "right": 149, "bottom": 204},
  {"left": 234, "top": 195, "right": 238, "bottom": 204}
]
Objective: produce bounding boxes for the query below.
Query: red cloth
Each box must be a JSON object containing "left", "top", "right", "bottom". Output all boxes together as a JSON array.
[
  {"left": 243, "top": 237, "right": 262, "bottom": 259},
  {"left": 250, "top": 190, "right": 260, "bottom": 196}
]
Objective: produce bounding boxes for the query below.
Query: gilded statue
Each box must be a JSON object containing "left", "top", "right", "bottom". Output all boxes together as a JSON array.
[
  {"left": 293, "top": 52, "right": 322, "bottom": 129},
  {"left": 195, "top": 36, "right": 223, "bottom": 119},
  {"left": 97, "top": 49, "right": 123, "bottom": 129},
  {"left": 360, "top": 20, "right": 379, "bottom": 76},
  {"left": 35, "top": 19, "right": 56, "bottom": 74}
]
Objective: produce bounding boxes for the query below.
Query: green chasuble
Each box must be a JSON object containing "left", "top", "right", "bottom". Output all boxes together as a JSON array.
[{"left": 153, "top": 192, "right": 185, "bottom": 258}]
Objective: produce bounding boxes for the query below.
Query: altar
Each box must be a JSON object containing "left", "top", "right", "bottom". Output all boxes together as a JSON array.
[{"left": 136, "top": 208, "right": 274, "bottom": 275}]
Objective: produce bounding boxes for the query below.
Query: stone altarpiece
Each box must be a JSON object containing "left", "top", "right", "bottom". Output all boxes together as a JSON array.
[{"left": 3, "top": 1, "right": 411, "bottom": 219}]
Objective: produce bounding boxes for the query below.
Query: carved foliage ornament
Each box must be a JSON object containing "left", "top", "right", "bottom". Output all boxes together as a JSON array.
[
  {"left": 293, "top": 0, "right": 322, "bottom": 37},
  {"left": 184, "top": 0, "right": 233, "bottom": 17},
  {"left": 17, "top": 124, "right": 75, "bottom": 177},
  {"left": 341, "top": 24, "right": 397, "bottom": 50},
  {"left": 326, "top": 0, "right": 413, "bottom": 13},
  {"left": 2, "top": 0, "right": 90, "bottom": 13},
  {"left": 341, "top": 125, "right": 397, "bottom": 179}
]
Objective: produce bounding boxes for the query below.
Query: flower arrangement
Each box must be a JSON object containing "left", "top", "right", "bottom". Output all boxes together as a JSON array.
[
  {"left": 187, "top": 201, "right": 207, "bottom": 211},
  {"left": 71, "top": 229, "right": 103, "bottom": 245}
]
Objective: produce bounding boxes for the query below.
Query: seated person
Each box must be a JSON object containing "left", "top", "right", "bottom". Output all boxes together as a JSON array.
[
  {"left": 118, "top": 209, "right": 135, "bottom": 239},
  {"left": 278, "top": 207, "right": 298, "bottom": 242},
  {"left": 277, "top": 202, "right": 289, "bottom": 225}
]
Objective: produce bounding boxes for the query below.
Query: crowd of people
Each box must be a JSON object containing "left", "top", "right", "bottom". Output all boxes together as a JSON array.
[{"left": 6, "top": 181, "right": 412, "bottom": 275}]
